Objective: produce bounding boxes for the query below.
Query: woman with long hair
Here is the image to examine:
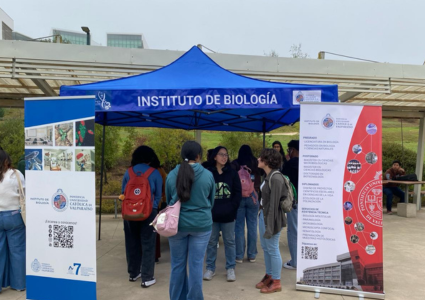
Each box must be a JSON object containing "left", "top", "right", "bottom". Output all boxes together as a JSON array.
[
  {"left": 272, "top": 141, "right": 287, "bottom": 169},
  {"left": 122, "top": 146, "right": 163, "bottom": 288},
  {"left": 0, "top": 149, "right": 26, "bottom": 293},
  {"left": 232, "top": 145, "right": 261, "bottom": 263},
  {"left": 256, "top": 148, "right": 288, "bottom": 294},
  {"left": 166, "top": 141, "right": 216, "bottom": 300},
  {"left": 204, "top": 146, "right": 242, "bottom": 282}
]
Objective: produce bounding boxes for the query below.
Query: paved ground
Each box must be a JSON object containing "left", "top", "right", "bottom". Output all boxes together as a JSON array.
[{"left": 2, "top": 209, "right": 425, "bottom": 300}]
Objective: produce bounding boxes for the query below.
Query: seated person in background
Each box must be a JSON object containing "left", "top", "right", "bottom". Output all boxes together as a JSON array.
[{"left": 383, "top": 160, "right": 406, "bottom": 215}]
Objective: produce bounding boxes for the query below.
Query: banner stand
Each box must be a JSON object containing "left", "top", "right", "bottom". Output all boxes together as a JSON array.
[{"left": 296, "top": 285, "right": 385, "bottom": 299}]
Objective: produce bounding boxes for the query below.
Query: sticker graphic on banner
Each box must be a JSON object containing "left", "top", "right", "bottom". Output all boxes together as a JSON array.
[
  {"left": 293, "top": 90, "right": 322, "bottom": 105},
  {"left": 297, "top": 103, "right": 383, "bottom": 298},
  {"left": 25, "top": 96, "right": 96, "bottom": 300}
]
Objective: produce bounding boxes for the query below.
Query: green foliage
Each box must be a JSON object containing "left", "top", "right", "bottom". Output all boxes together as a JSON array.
[
  {"left": 219, "top": 132, "right": 269, "bottom": 160},
  {"left": 94, "top": 124, "right": 122, "bottom": 174},
  {"left": 0, "top": 118, "right": 25, "bottom": 165},
  {"left": 121, "top": 127, "right": 139, "bottom": 158},
  {"left": 0, "top": 108, "right": 4, "bottom": 118},
  {"left": 290, "top": 43, "right": 309, "bottom": 58},
  {"left": 146, "top": 128, "right": 193, "bottom": 172},
  {"left": 382, "top": 142, "right": 425, "bottom": 180}
]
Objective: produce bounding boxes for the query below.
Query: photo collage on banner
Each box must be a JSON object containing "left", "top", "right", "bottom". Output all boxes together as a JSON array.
[
  {"left": 297, "top": 103, "right": 384, "bottom": 298},
  {"left": 24, "top": 96, "right": 96, "bottom": 300}
]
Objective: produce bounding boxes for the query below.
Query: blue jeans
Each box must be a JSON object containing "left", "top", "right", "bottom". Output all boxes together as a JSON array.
[
  {"left": 235, "top": 194, "right": 259, "bottom": 260},
  {"left": 168, "top": 231, "right": 211, "bottom": 300},
  {"left": 259, "top": 210, "right": 282, "bottom": 280},
  {"left": 383, "top": 187, "right": 405, "bottom": 211},
  {"left": 0, "top": 210, "right": 26, "bottom": 291},
  {"left": 286, "top": 206, "right": 298, "bottom": 267},
  {"left": 206, "top": 222, "right": 236, "bottom": 271}
]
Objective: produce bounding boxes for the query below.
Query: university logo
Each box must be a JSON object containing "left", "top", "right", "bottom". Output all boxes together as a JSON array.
[
  {"left": 358, "top": 179, "right": 383, "bottom": 227},
  {"left": 95, "top": 91, "right": 111, "bottom": 110},
  {"left": 52, "top": 189, "right": 68, "bottom": 212},
  {"left": 31, "top": 259, "right": 41, "bottom": 272},
  {"left": 295, "top": 91, "right": 304, "bottom": 103},
  {"left": 321, "top": 113, "right": 335, "bottom": 129}
]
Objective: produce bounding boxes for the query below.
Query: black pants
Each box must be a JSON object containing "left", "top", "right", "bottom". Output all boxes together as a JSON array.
[{"left": 124, "top": 209, "right": 157, "bottom": 281}]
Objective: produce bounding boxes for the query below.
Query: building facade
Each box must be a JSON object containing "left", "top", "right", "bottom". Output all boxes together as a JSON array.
[
  {"left": 0, "top": 7, "right": 13, "bottom": 40},
  {"left": 107, "top": 33, "right": 146, "bottom": 49}
]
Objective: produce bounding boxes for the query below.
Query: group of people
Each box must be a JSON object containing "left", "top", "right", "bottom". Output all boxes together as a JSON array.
[{"left": 121, "top": 139, "right": 300, "bottom": 299}]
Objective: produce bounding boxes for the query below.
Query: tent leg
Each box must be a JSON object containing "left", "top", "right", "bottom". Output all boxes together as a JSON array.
[
  {"left": 414, "top": 117, "right": 425, "bottom": 210},
  {"left": 98, "top": 124, "right": 106, "bottom": 240},
  {"left": 262, "top": 119, "right": 266, "bottom": 148}
]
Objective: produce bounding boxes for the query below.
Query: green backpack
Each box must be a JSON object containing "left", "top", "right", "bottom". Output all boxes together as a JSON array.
[{"left": 269, "top": 171, "right": 297, "bottom": 213}]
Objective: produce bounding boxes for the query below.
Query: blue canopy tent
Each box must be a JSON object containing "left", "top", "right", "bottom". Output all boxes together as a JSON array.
[{"left": 60, "top": 46, "right": 338, "bottom": 239}]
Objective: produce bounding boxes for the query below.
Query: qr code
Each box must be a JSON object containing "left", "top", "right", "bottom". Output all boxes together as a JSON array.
[
  {"left": 302, "top": 246, "right": 318, "bottom": 260},
  {"left": 48, "top": 225, "right": 74, "bottom": 248}
]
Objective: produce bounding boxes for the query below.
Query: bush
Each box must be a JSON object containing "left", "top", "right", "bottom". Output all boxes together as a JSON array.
[
  {"left": 220, "top": 132, "right": 269, "bottom": 160},
  {"left": 382, "top": 142, "right": 425, "bottom": 179},
  {"left": 0, "top": 118, "right": 25, "bottom": 165}
]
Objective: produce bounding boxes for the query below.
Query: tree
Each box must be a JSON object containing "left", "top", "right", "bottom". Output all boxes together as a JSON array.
[
  {"left": 0, "top": 118, "right": 25, "bottom": 165},
  {"left": 0, "top": 108, "right": 4, "bottom": 119},
  {"left": 220, "top": 132, "right": 269, "bottom": 160},
  {"left": 95, "top": 124, "right": 122, "bottom": 183},
  {"left": 147, "top": 128, "right": 194, "bottom": 172},
  {"left": 289, "top": 43, "right": 309, "bottom": 58},
  {"left": 121, "top": 127, "right": 139, "bottom": 158},
  {"left": 264, "top": 50, "right": 279, "bottom": 57}
]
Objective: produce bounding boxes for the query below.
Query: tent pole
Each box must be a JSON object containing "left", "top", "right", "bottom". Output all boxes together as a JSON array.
[
  {"left": 98, "top": 123, "right": 106, "bottom": 241},
  {"left": 262, "top": 119, "right": 266, "bottom": 148}
]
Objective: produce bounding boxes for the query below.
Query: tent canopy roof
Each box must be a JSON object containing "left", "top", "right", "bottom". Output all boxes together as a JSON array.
[{"left": 60, "top": 46, "right": 338, "bottom": 132}]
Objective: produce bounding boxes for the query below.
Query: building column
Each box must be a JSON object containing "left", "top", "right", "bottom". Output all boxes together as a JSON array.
[{"left": 414, "top": 117, "right": 425, "bottom": 210}]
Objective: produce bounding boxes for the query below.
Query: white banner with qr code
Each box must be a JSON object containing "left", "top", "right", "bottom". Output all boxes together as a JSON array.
[{"left": 25, "top": 96, "right": 96, "bottom": 300}]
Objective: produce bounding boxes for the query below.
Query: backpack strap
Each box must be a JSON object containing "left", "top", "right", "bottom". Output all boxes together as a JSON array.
[
  {"left": 268, "top": 171, "right": 282, "bottom": 190},
  {"left": 142, "top": 167, "right": 155, "bottom": 178},
  {"left": 241, "top": 165, "right": 252, "bottom": 173},
  {"left": 128, "top": 166, "right": 155, "bottom": 179}
]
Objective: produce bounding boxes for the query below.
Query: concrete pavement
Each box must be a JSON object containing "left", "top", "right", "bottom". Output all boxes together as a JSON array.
[{"left": 2, "top": 209, "right": 425, "bottom": 300}]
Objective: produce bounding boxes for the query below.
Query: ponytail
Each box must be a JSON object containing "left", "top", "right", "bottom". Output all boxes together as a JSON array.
[{"left": 176, "top": 141, "right": 202, "bottom": 203}]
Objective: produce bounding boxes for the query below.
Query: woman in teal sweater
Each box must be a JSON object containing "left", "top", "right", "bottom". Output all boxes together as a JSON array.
[{"left": 166, "top": 141, "right": 216, "bottom": 300}]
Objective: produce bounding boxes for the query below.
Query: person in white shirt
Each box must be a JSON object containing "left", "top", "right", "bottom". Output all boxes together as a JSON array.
[{"left": 0, "top": 149, "right": 26, "bottom": 293}]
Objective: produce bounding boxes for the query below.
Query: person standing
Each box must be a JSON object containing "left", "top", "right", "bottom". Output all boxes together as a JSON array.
[
  {"left": 166, "top": 141, "right": 216, "bottom": 300},
  {"left": 122, "top": 146, "right": 162, "bottom": 288},
  {"left": 272, "top": 141, "right": 287, "bottom": 170},
  {"left": 383, "top": 160, "right": 406, "bottom": 214},
  {"left": 232, "top": 145, "right": 261, "bottom": 263},
  {"left": 256, "top": 148, "right": 287, "bottom": 294},
  {"left": 204, "top": 146, "right": 242, "bottom": 282},
  {"left": 0, "top": 149, "right": 26, "bottom": 293},
  {"left": 281, "top": 140, "right": 299, "bottom": 270}
]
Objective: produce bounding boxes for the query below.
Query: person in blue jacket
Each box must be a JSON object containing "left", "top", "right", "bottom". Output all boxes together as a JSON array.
[
  {"left": 166, "top": 141, "right": 216, "bottom": 300},
  {"left": 121, "top": 146, "right": 162, "bottom": 288}
]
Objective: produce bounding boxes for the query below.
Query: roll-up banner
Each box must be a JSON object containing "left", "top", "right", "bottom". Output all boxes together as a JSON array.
[
  {"left": 24, "top": 96, "right": 97, "bottom": 300},
  {"left": 297, "top": 103, "right": 384, "bottom": 299}
]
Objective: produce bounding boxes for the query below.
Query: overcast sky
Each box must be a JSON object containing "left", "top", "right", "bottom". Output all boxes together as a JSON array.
[{"left": 1, "top": 0, "right": 424, "bottom": 65}]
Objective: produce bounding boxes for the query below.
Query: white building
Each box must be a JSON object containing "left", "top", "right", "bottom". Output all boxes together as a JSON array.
[{"left": 0, "top": 7, "right": 14, "bottom": 40}]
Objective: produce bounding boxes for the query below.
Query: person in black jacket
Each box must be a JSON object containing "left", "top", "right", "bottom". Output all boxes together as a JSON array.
[{"left": 203, "top": 146, "right": 242, "bottom": 282}]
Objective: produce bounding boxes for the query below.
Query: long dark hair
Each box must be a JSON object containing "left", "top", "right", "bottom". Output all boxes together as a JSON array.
[
  {"left": 0, "top": 149, "right": 12, "bottom": 182},
  {"left": 208, "top": 146, "right": 230, "bottom": 169},
  {"left": 272, "top": 140, "right": 287, "bottom": 164},
  {"left": 131, "top": 146, "right": 160, "bottom": 168},
  {"left": 176, "top": 141, "right": 203, "bottom": 203},
  {"left": 236, "top": 145, "right": 257, "bottom": 170}
]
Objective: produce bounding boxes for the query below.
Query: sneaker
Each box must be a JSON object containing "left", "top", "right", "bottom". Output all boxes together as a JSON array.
[
  {"left": 283, "top": 261, "right": 296, "bottom": 270},
  {"left": 129, "top": 273, "right": 141, "bottom": 282},
  {"left": 387, "top": 211, "right": 393, "bottom": 215},
  {"left": 203, "top": 270, "right": 215, "bottom": 281},
  {"left": 227, "top": 268, "right": 236, "bottom": 282},
  {"left": 248, "top": 258, "right": 256, "bottom": 263},
  {"left": 235, "top": 259, "right": 243, "bottom": 264},
  {"left": 141, "top": 278, "right": 156, "bottom": 288}
]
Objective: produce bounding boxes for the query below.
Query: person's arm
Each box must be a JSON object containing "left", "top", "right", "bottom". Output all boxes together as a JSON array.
[
  {"left": 165, "top": 174, "right": 173, "bottom": 205},
  {"left": 209, "top": 173, "right": 216, "bottom": 208},
  {"left": 264, "top": 175, "right": 283, "bottom": 239},
  {"left": 399, "top": 168, "right": 406, "bottom": 176},
  {"left": 153, "top": 170, "right": 163, "bottom": 209},
  {"left": 121, "top": 170, "right": 129, "bottom": 194}
]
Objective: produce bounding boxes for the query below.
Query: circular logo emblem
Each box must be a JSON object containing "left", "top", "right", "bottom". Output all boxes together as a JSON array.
[
  {"left": 52, "top": 189, "right": 68, "bottom": 212},
  {"left": 134, "top": 188, "right": 141, "bottom": 196},
  {"left": 296, "top": 91, "right": 304, "bottom": 103},
  {"left": 358, "top": 180, "right": 383, "bottom": 226},
  {"left": 31, "top": 259, "right": 41, "bottom": 272},
  {"left": 321, "top": 114, "right": 334, "bottom": 129}
]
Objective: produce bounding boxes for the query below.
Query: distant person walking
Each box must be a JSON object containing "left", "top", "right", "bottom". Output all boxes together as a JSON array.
[
  {"left": 0, "top": 149, "right": 26, "bottom": 293},
  {"left": 166, "top": 141, "right": 216, "bottom": 300}
]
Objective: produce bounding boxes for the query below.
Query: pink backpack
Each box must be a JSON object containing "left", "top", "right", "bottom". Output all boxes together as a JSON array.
[
  {"left": 238, "top": 165, "right": 255, "bottom": 198},
  {"left": 150, "top": 200, "right": 181, "bottom": 237}
]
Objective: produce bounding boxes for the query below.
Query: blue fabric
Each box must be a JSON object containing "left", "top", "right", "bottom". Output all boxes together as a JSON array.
[
  {"left": 206, "top": 221, "right": 236, "bottom": 271},
  {"left": 168, "top": 230, "right": 212, "bottom": 300},
  {"left": 60, "top": 46, "right": 338, "bottom": 132},
  {"left": 383, "top": 187, "right": 405, "bottom": 212},
  {"left": 0, "top": 210, "right": 26, "bottom": 292},
  {"left": 259, "top": 210, "right": 282, "bottom": 280},
  {"left": 235, "top": 194, "right": 259, "bottom": 260},
  {"left": 166, "top": 163, "right": 215, "bottom": 232},
  {"left": 122, "top": 164, "right": 162, "bottom": 209},
  {"left": 286, "top": 206, "right": 298, "bottom": 267}
]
